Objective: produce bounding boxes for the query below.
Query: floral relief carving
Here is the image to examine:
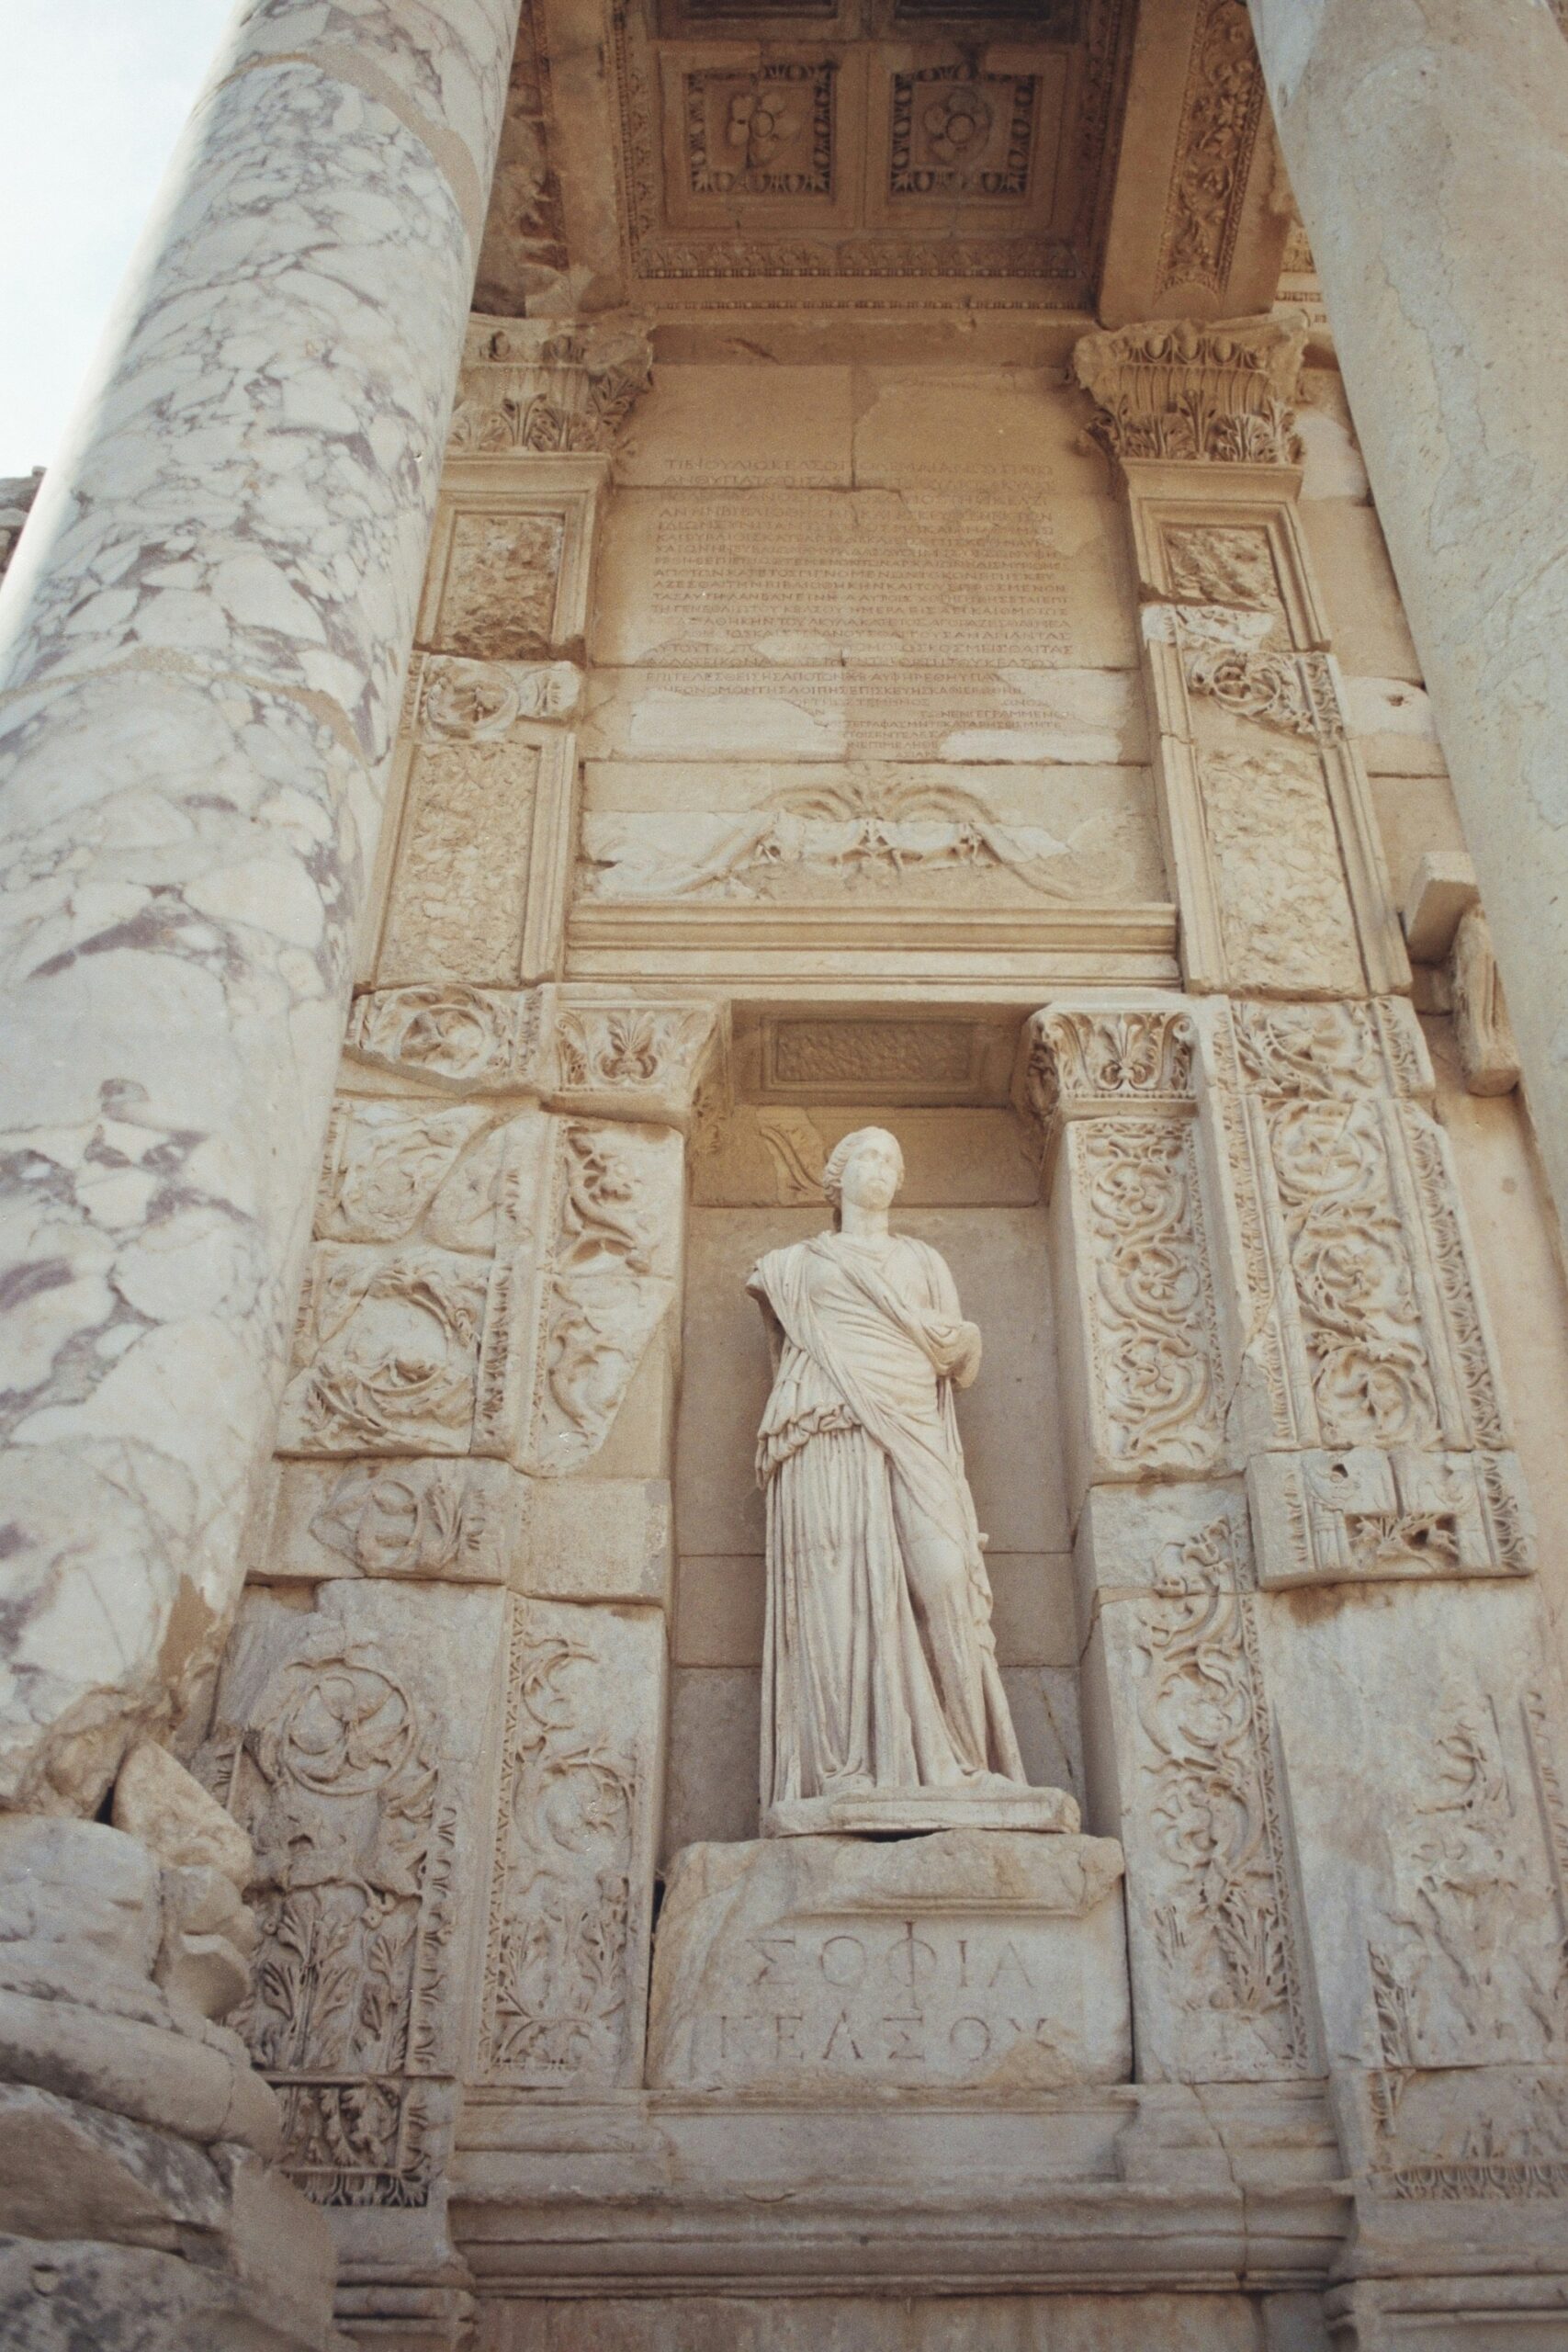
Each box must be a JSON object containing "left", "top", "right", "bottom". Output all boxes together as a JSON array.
[
  {"left": 1369, "top": 1704, "right": 1568, "bottom": 2072},
  {"left": 380, "top": 741, "right": 540, "bottom": 989},
  {"left": 1229, "top": 1001, "right": 1385, "bottom": 1101},
  {"left": 889, "top": 68, "right": 1038, "bottom": 200},
  {"left": 283, "top": 1248, "right": 491, "bottom": 1457},
  {"left": 1156, "top": 0, "right": 1267, "bottom": 296},
  {"left": 1134, "top": 1520, "right": 1309, "bottom": 2074},
  {"left": 526, "top": 1121, "right": 680, "bottom": 1476},
  {"left": 552, "top": 1003, "right": 717, "bottom": 1113},
  {"left": 347, "top": 985, "right": 546, "bottom": 1094},
  {"left": 1266, "top": 1096, "right": 1438, "bottom": 1451},
  {"left": 436, "top": 513, "right": 564, "bottom": 662},
  {"left": 1402, "top": 1111, "right": 1506, "bottom": 1449},
  {"left": 1200, "top": 749, "right": 1363, "bottom": 996},
  {"left": 1077, "top": 1118, "right": 1223, "bottom": 1473},
  {"left": 479, "top": 1610, "right": 648, "bottom": 2086},
  {"left": 1164, "top": 524, "right": 1281, "bottom": 615},
  {"left": 686, "top": 62, "right": 834, "bottom": 197},
  {"left": 1249, "top": 1446, "right": 1533, "bottom": 1587},
  {"left": 206, "top": 1632, "right": 457, "bottom": 2207}
]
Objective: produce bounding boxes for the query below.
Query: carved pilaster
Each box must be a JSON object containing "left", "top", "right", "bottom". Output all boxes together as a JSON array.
[{"left": 1076, "top": 315, "right": 1408, "bottom": 1003}]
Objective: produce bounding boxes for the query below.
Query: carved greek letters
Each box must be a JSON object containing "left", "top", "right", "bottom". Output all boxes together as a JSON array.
[
  {"left": 479, "top": 1602, "right": 660, "bottom": 2087},
  {"left": 647, "top": 1834, "right": 1130, "bottom": 2094}
]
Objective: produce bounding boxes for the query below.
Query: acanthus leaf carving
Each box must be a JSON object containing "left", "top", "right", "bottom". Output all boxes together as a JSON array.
[
  {"left": 1024, "top": 1005, "right": 1196, "bottom": 1147},
  {"left": 448, "top": 316, "right": 652, "bottom": 457},
  {"left": 1073, "top": 316, "right": 1305, "bottom": 467}
]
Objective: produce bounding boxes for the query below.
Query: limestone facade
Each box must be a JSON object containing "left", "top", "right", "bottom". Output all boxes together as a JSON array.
[{"left": 5, "top": 5, "right": 1568, "bottom": 2350}]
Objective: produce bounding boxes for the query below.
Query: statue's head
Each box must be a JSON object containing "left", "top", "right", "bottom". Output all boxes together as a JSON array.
[{"left": 821, "top": 1126, "right": 905, "bottom": 1225}]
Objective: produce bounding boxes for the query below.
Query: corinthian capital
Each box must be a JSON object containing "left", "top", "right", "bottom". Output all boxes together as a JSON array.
[{"left": 1073, "top": 314, "right": 1306, "bottom": 466}]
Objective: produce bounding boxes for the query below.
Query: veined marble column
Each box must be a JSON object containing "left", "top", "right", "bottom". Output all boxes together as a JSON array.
[
  {"left": 1247, "top": 0, "right": 1568, "bottom": 1215},
  {"left": 0, "top": 0, "right": 521, "bottom": 1812}
]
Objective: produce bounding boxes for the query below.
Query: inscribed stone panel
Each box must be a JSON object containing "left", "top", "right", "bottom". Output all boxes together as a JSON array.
[
  {"left": 578, "top": 663, "right": 1148, "bottom": 765},
  {"left": 379, "top": 741, "right": 540, "bottom": 986},
  {"left": 615, "top": 364, "right": 853, "bottom": 486},
  {"left": 576, "top": 761, "right": 1164, "bottom": 906},
  {"left": 851, "top": 367, "right": 1111, "bottom": 494},
  {"left": 592, "top": 490, "right": 1134, "bottom": 668},
  {"left": 647, "top": 1831, "right": 1130, "bottom": 2095}
]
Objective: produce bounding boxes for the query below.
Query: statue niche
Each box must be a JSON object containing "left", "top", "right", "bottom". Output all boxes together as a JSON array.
[{"left": 746, "top": 1126, "right": 1074, "bottom": 1837}]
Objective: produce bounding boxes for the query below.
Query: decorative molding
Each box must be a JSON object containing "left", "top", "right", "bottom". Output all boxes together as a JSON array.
[
  {"left": 1073, "top": 315, "right": 1305, "bottom": 466},
  {"left": 1156, "top": 0, "right": 1268, "bottom": 298},
  {"left": 1024, "top": 1004, "right": 1196, "bottom": 1151},
  {"left": 448, "top": 318, "right": 653, "bottom": 458},
  {"left": 473, "top": 0, "right": 570, "bottom": 314}
]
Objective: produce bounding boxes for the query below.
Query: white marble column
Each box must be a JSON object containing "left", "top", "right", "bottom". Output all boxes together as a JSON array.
[
  {"left": 1247, "top": 0, "right": 1568, "bottom": 1214},
  {"left": 0, "top": 0, "right": 520, "bottom": 1812}
]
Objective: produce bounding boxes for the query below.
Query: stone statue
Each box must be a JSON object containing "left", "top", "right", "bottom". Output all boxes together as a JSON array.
[{"left": 747, "top": 1126, "right": 1069, "bottom": 1837}]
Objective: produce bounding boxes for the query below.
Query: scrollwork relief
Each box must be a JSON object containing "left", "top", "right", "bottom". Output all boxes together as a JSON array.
[
  {"left": 1077, "top": 1118, "right": 1223, "bottom": 1473},
  {"left": 1134, "top": 1521, "right": 1309, "bottom": 2073},
  {"left": 1266, "top": 1096, "right": 1438, "bottom": 1451},
  {"left": 479, "top": 1609, "right": 649, "bottom": 2087},
  {"left": 347, "top": 985, "right": 546, "bottom": 1093}
]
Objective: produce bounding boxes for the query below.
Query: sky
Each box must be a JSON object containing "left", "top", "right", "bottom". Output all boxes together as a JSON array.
[{"left": 1, "top": 0, "right": 236, "bottom": 479}]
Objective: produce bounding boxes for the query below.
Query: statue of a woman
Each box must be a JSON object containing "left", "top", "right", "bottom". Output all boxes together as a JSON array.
[{"left": 747, "top": 1126, "right": 1034, "bottom": 1833}]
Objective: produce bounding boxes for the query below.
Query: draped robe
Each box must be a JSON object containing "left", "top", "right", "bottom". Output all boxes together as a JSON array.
[{"left": 747, "top": 1231, "right": 1025, "bottom": 1808}]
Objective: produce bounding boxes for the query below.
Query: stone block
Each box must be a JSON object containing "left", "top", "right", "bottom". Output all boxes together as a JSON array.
[
  {"left": 260, "top": 1456, "right": 523, "bottom": 1582},
  {"left": 0, "top": 2230, "right": 336, "bottom": 2350},
  {"left": 615, "top": 363, "right": 853, "bottom": 488},
  {"left": 112, "top": 1741, "right": 253, "bottom": 1887},
  {"left": 520, "top": 1477, "right": 672, "bottom": 1606},
  {"left": 0, "top": 2085, "right": 226, "bottom": 2245},
  {"left": 661, "top": 1667, "right": 761, "bottom": 1858},
  {"left": 648, "top": 1831, "right": 1129, "bottom": 2097}
]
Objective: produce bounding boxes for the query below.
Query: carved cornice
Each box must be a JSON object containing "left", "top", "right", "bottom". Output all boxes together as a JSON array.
[
  {"left": 448, "top": 317, "right": 653, "bottom": 458},
  {"left": 1073, "top": 315, "right": 1305, "bottom": 466}
]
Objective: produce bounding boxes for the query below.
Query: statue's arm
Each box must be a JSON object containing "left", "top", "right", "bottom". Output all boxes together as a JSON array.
[
  {"left": 746, "top": 1259, "right": 785, "bottom": 1378},
  {"left": 919, "top": 1243, "right": 982, "bottom": 1388}
]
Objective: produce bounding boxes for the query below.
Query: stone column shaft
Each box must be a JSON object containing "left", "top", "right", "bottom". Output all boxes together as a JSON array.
[
  {"left": 1247, "top": 0, "right": 1568, "bottom": 1215},
  {"left": 0, "top": 0, "right": 521, "bottom": 1811}
]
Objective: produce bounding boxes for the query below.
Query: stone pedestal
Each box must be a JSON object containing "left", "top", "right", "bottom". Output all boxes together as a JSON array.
[{"left": 647, "top": 1830, "right": 1130, "bottom": 2097}]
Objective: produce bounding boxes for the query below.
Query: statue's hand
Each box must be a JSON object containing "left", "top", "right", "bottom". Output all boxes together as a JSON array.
[{"left": 924, "top": 1315, "right": 982, "bottom": 1387}]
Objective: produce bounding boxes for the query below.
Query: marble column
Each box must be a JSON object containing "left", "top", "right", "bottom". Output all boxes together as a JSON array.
[
  {"left": 1247, "top": 0, "right": 1568, "bottom": 1216},
  {"left": 0, "top": 0, "right": 521, "bottom": 1814}
]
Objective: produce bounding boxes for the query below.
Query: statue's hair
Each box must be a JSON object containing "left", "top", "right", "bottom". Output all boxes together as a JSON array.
[{"left": 820, "top": 1126, "right": 905, "bottom": 1223}]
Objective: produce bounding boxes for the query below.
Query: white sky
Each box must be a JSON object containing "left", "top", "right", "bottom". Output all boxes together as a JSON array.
[{"left": 1, "top": 0, "right": 237, "bottom": 478}]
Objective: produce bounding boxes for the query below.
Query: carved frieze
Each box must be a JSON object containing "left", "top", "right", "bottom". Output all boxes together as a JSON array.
[
  {"left": 1073, "top": 316, "right": 1305, "bottom": 467},
  {"left": 477, "top": 1600, "right": 662, "bottom": 2089},
  {"left": 1155, "top": 0, "right": 1268, "bottom": 298},
  {"left": 448, "top": 318, "right": 653, "bottom": 458},
  {"left": 419, "top": 655, "right": 582, "bottom": 736}
]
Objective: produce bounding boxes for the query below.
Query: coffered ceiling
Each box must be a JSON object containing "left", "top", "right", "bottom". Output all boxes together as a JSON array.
[{"left": 474, "top": 0, "right": 1296, "bottom": 329}]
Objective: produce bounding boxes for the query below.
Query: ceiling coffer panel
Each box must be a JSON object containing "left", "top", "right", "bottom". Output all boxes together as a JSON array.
[{"left": 612, "top": 0, "right": 1132, "bottom": 307}]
